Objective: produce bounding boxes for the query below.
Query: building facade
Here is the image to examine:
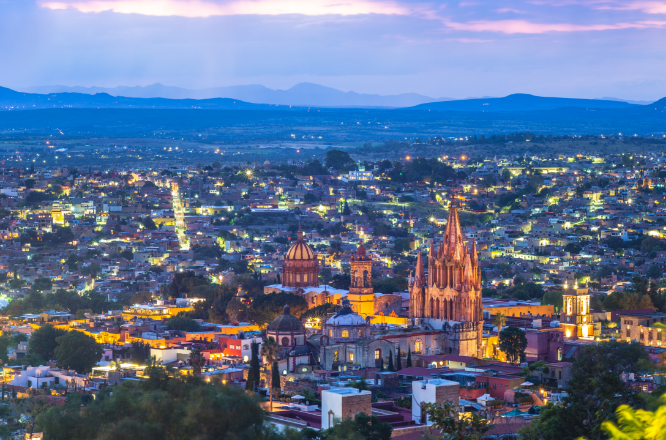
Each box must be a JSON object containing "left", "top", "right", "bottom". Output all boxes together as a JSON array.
[{"left": 408, "top": 207, "right": 483, "bottom": 357}]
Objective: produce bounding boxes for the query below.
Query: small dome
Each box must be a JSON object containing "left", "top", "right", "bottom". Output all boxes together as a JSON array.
[
  {"left": 356, "top": 241, "right": 367, "bottom": 258},
  {"left": 267, "top": 304, "right": 305, "bottom": 332},
  {"left": 285, "top": 230, "right": 315, "bottom": 260}
]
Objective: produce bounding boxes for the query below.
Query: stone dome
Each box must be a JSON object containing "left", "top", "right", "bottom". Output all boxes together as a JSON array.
[
  {"left": 285, "top": 230, "right": 315, "bottom": 260},
  {"left": 325, "top": 299, "right": 367, "bottom": 326},
  {"left": 267, "top": 304, "right": 305, "bottom": 332}
]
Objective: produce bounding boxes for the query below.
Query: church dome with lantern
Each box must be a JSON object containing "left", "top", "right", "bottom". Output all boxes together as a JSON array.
[
  {"left": 282, "top": 229, "right": 319, "bottom": 288},
  {"left": 323, "top": 298, "right": 369, "bottom": 342}
]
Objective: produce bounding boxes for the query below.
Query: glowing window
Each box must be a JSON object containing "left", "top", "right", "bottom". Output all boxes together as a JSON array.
[
  {"left": 342, "top": 330, "right": 349, "bottom": 338},
  {"left": 375, "top": 349, "right": 381, "bottom": 360},
  {"left": 349, "top": 353, "right": 354, "bottom": 362}
]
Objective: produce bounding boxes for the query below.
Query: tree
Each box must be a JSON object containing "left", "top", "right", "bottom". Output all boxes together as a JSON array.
[
  {"left": 250, "top": 341, "right": 260, "bottom": 388},
  {"left": 245, "top": 367, "right": 255, "bottom": 392},
  {"left": 260, "top": 336, "right": 280, "bottom": 411},
  {"left": 492, "top": 313, "right": 506, "bottom": 332},
  {"left": 130, "top": 290, "right": 153, "bottom": 304},
  {"left": 521, "top": 341, "right": 650, "bottom": 440},
  {"left": 342, "top": 201, "right": 351, "bottom": 215},
  {"left": 591, "top": 396, "right": 666, "bottom": 440},
  {"left": 189, "top": 348, "right": 206, "bottom": 376},
  {"left": 325, "top": 149, "right": 355, "bottom": 171},
  {"left": 422, "top": 401, "right": 491, "bottom": 440},
  {"left": 128, "top": 341, "right": 151, "bottom": 364},
  {"left": 647, "top": 263, "right": 663, "bottom": 280},
  {"left": 271, "top": 361, "right": 281, "bottom": 395},
  {"left": 36, "top": 368, "right": 269, "bottom": 440},
  {"left": 498, "top": 326, "right": 527, "bottom": 364},
  {"left": 225, "top": 298, "right": 248, "bottom": 323},
  {"left": 247, "top": 292, "right": 308, "bottom": 326},
  {"left": 141, "top": 216, "right": 157, "bottom": 230},
  {"left": 54, "top": 331, "right": 103, "bottom": 373},
  {"left": 396, "top": 349, "right": 402, "bottom": 371},
  {"left": 28, "top": 324, "right": 67, "bottom": 362},
  {"left": 406, "top": 347, "right": 412, "bottom": 368},
  {"left": 166, "top": 316, "right": 202, "bottom": 332},
  {"left": 303, "top": 412, "right": 392, "bottom": 440},
  {"left": 388, "top": 350, "right": 394, "bottom": 372}
]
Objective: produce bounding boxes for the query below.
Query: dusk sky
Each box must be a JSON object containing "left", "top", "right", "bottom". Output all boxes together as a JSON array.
[{"left": 2, "top": 0, "right": 666, "bottom": 100}]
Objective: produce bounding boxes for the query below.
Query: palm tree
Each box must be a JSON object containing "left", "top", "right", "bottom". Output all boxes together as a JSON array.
[
  {"left": 493, "top": 313, "right": 506, "bottom": 333},
  {"left": 189, "top": 348, "right": 206, "bottom": 376},
  {"left": 260, "top": 336, "right": 280, "bottom": 411}
]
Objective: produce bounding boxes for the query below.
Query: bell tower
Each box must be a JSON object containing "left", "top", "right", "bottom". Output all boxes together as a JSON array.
[
  {"left": 560, "top": 283, "right": 594, "bottom": 339},
  {"left": 347, "top": 241, "right": 374, "bottom": 317}
]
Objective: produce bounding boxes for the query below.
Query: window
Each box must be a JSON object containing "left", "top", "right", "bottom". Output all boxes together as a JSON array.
[
  {"left": 349, "top": 353, "right": 354, "bottom": 362},
  {"left": 329, "top": 329, "right": 333, "bottom": 337},
  {"left": 358, "top": 329, "right": 363, "bottom": 337},
  {"left": 342, "top": 330, "right": 349, "bottom": 338},
  {"left": 334, "top": 351, "right": 339, "bottom": 362},
  {"left": 375, "top": 349, "right": 381, "bottom": 359},
  {"left": 559, "top": 371, "right": 562, "bottom": 379},
  {"left": 415, "top": 340, "right": 422, "bottom": 353}
]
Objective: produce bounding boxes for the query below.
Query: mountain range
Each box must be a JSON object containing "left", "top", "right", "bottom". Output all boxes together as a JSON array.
[
  {"left": 1, "top": 85, "right": 662, "bottom": 113},
  {"left": 20, "top": 83, "right": 447, "bottom": 108}
]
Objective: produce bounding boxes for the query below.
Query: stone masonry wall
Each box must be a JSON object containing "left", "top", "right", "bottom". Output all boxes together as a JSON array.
[
  {"left": 341, "top": 392, "right": 372, "bottom": 421},
  {"left": 435, "top": 382, "right": 460, "bottom": 405}
]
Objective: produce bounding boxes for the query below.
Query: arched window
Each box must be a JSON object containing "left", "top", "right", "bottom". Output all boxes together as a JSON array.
[
  {"left": 375, "top": 349, "right": 381, "bottom": 360},
  {"left": 358, "top": 329, "right": 363, "bottom": 337},
  {"left": 363, "top": 270, "right": 368, "bottom": 287},
  {"left": 328, "top": 329, "right": 333, "bottom": 337},
  {"left": 349, "top": 352, "right": 354, "bottom": 362},
  {"left": 415, "top": 340, "right": 422, "bottom": 353},
  {"left": 342, "top": 330, "right": 349, "bottom": 338},
  {"left": 334, "top": 350, "right": 339, "bottom": 362},
  {"left": 281, "top": 337, "right": 289, "bottom": 347}
]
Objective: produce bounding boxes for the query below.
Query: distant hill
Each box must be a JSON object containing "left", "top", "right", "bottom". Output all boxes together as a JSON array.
[
  {"left": 21, "top": 82, "right": 449, "bottom": 108},
  {"left": 0, "top": 87, "right": 273, "bottom": 110},
  {"left": 408, "top": 93, "right": 644, "bottom": 112}
]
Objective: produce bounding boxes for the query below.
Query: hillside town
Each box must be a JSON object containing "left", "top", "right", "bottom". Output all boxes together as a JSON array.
[{"left": 0, "top": 146, "right": 665, "bottom": 439}]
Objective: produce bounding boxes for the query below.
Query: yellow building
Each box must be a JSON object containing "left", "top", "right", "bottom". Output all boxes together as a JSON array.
[{"left": 122, "top": 304, "right": 194, "bottom": 321}]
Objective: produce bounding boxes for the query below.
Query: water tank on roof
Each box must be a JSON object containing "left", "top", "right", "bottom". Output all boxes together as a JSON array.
[{"left": 550, "top": 321, "right": 560, "bottom": 327}]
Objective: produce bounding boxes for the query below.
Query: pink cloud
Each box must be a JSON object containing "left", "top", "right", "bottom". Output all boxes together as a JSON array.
[
  {"left": 495, "top": 8, "right": 527, "bottom": 13},
  {"left": 443, "top": 18, "right": 666, "bottom": 33},
  {"left": 39, "top": 0, "right": 424, "bottom": 17},
  {"left": 595, "top": 1, "right": 666, "bottom": 14}
]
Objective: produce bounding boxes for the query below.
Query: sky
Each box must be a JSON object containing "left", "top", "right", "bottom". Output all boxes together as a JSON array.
[{"left": 1, "top": 0, "right": 666, "bottom": 99}]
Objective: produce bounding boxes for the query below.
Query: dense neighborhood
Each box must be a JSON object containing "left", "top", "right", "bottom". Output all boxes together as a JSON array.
[{"left": 0, "top": 144, "right": 665, "bottom": 439}]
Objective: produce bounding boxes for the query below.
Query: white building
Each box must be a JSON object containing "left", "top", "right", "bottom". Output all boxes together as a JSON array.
[
  {"left": 411, "top": 379, "right": 460, "bottom": 425},
  {"left": 321, "top": 387, "right": 372, "bottom": 429}
]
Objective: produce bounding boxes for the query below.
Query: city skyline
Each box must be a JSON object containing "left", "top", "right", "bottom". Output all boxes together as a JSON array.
[{"left": 1, "top": 0, "right": 666, "bottom": 100}]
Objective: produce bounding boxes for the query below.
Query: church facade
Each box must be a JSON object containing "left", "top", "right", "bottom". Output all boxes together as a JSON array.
[{"left": 409, "top": 207, "right": 484, "bottom": 357}]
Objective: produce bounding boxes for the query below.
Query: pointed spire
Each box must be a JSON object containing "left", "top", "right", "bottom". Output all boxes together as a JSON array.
[
  {"left": 414, "top": 250, "right": 426, "bottom": 286},
  {"left": 471, "top": 239, "right": 478, "bottom": 265},
  {"left": 428, "top": 240, "right": 435, "bottom": 259}
]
